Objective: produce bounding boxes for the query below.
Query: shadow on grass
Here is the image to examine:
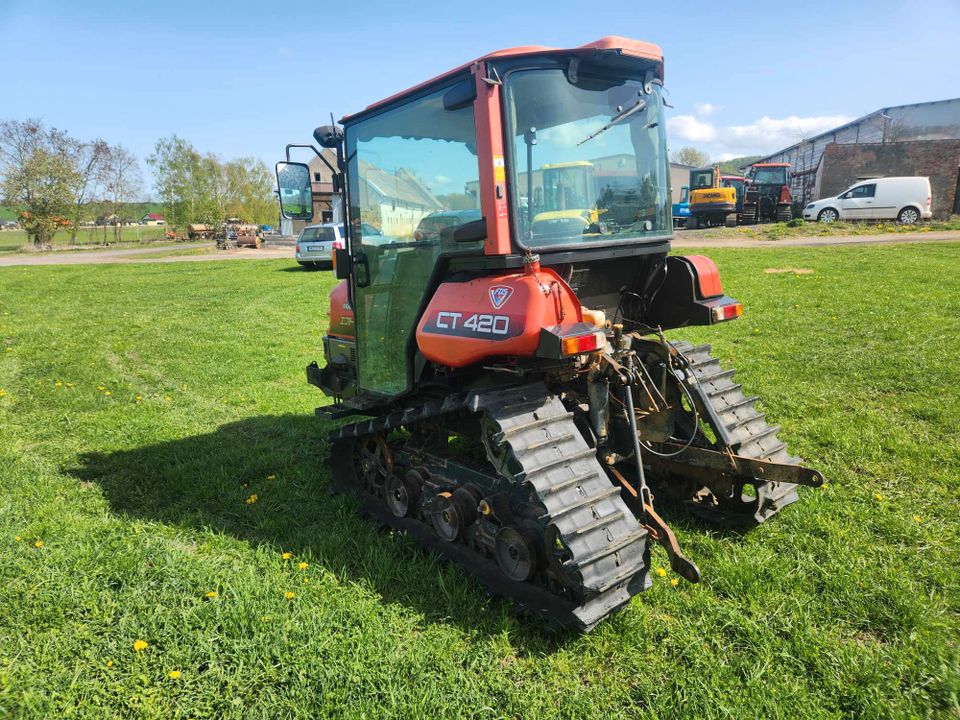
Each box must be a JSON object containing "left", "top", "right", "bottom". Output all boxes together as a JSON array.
[{"left": 68, "top": 414, "right": 578, "bottom": 650}]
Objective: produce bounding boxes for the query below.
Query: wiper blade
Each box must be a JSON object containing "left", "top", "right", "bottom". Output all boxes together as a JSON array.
[{"left": 577, "top": 97, "right": 647, "bottom": 146}]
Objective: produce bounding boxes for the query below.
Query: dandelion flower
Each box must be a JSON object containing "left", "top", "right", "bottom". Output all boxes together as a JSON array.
[
  {"left": 97, "top": 385, "right": 105, "bottom": 391},
  {"left": 298, "top": 562, "right": 309, "bottom": 571},
  {"left": 55, "top": 381, "right": 62, "bottom": 388},
  {"left": 266, "top": 474, "right": 276, "bottom": 481},
  {"left": 163, "top": 395, "right": 171, "bottom": 401},
  {"left": 106, "top": 660, "right": 113, "bottom": 667},
  {"left": 168, "top": 670, "right": 182, "bottom": 679},
  {"left": 104, "top": 391, "right": 111, "bottom": 396},
  {"left": 671, "top": 578, "right": 679, "bottom": 587},
  {"left": 33, "top": 540, "right": 44, "bottom": 548},
  {"left": 135, "top": 395, "right": 142, "bottom": 402},
  {"left": 874, "top": 492, "right": 885, "bottom": 502},
  {"left": 655, "top": 567, "right": 667, "bottom": 577},
  {"left": 913, "top": 515, "right": 922, "bottom": 523},
  {"left": 204, "top": 590, "right": 218, "bottom": 599},
  {"left": 14, "top": 535, "right": 22, "bottom": 542},
  {"left": 245, "top": 494, "right": 258, "bottom": 505},
  {"left": 133, "top": 639, "right": 148, "bottom": 652},
  {"left": 284, "top": 591, "right": 296, "bottom": 600},
  {"left": 0, "top": 389, "right": 6, "bottom": 398},
  {"left": 281, "top": 552, "right": 292, "bottom": 560}
]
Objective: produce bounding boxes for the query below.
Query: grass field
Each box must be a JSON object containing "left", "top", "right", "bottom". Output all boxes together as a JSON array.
[
  {"left": 1, "top": 246, "right": 958, "bottom": 718},
  {"left": 0, "top": 227, "right": 172, "bottom": 255}
]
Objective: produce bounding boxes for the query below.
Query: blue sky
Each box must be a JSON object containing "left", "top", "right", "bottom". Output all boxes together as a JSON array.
[{"left": 3, "top": 0, "right": 958, "bottom": 195}]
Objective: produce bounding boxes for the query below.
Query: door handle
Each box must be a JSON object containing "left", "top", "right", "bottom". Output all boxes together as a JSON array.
[{"left": 353, "top": 252, "right": 371, "bottom": 288}]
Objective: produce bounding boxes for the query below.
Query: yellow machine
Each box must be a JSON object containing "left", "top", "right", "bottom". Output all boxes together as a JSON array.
[
  {"left": 688, "top": 164, "right": 737, "bottom": 229},
  {"left": 532, "top": 161, "right": 601, "bottom": 234}
]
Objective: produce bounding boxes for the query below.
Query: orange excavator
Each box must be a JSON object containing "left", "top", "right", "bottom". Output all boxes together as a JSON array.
[{"left": 276, "top": 36, "right": 823, "bottom": 630}]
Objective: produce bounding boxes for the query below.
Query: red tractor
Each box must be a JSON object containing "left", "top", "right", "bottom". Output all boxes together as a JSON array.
[
  {"left": 276, "top": 36, "right": 822, "bottom": 630},
  {"left": 742, "top": 162, "right": 794, "bottom": 224}
]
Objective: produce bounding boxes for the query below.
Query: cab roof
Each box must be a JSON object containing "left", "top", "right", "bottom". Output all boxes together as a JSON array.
[
  {"left": 342, "top": 36, "right": 664, "bottom": 123},
  {"left": 751, "top": 163, "right": 791, "bottom": 168}
]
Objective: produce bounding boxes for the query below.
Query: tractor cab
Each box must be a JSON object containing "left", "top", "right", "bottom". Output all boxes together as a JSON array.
[{"left": 278, "top": 37, "right": 695, "bottom": 402}]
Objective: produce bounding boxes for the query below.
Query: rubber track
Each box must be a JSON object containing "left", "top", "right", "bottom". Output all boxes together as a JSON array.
[
  {"left": 328, "top": 383, "right": 650, "bottom": 630},
  {"left": 472, "top": 383, "right": 650, "bottom": 628},
  {"left": 671, "top": 341, "right": 801, "bottom": 522}
]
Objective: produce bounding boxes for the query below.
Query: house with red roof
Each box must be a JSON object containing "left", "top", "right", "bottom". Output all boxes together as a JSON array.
[{"left": 140, "top": 212, "right": 165, "bottom": 226}]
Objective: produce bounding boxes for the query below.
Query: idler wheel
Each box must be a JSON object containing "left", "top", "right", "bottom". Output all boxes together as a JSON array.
[
  {"left": 431, "top": 489, "right": 478, "bottom": 542},
  {"left": 385, "top": 470, "right": 422, "bottom": 518},
  {"left": 495, "top": 526, "right": 540, "bottom": 582}
]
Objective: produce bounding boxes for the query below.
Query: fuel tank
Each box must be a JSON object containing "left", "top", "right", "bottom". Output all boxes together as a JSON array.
[
  {"left": 328, "top": 280, "right": 355, "bottom": 339},
  {"left": 416, "top": 267, "right": 583, "bottom": 368}
]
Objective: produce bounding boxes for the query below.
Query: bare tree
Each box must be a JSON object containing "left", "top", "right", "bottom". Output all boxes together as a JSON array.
[
  {"left": 0, "top": 119, "right": 81, "bottom": 247},
  {"left": 100, "top": 144, "right": 143, "bottom": 244},
  {"left": 67, "top": 139, "right": 110, "bottom": 242}
]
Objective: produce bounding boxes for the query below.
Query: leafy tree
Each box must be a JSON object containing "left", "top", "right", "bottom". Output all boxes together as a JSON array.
[
  {"left": 148, "top": 136, "right": 275, "bottom": 228},
  {"left": 670, "top": 146, "right": 710, "bottom": 168},
  {"left": 0, "top": 119, "right": 82, "bottom": 246}
]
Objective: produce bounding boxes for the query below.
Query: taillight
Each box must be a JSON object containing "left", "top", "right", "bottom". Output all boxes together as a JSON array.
[
  {"left": 333, "top": 240, "right": 344, "bottom": 249},
  {"left": 927, "top": 196, "right": 932, "bottom": 207},
  {"left": 561, "top": 331, "right": 605, "bottom": 356},
  {"left": 711, "top": 302, "right": 743, "bottom": 323},
  {"left": 295, "top": 243, "right": 301, "bottom": 253}
]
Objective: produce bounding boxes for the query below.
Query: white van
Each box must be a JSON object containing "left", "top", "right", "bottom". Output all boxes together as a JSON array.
[{"left": 803, "top": 177, "right": 932, "bottom": 224}]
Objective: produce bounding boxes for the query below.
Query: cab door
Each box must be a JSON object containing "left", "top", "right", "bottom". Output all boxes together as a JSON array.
[
  {"left": 345, "top": 79, "right": 482, "bottom": 398},
  {"left": 839, "top": 183, "right": 877, "bottom": 219}
]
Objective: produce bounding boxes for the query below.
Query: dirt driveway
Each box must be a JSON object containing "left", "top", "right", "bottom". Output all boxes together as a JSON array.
[{"left": 2, "top": 231, "right": 959, "bottom": 267}]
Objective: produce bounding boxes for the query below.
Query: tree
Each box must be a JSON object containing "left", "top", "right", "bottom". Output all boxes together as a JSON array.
[
  {"left": 148, "top": 135, "right": 275, "bottom": 228},
  {"left": 100, "top": 144, "right": 143, "bottom": 243},
  {"left": 670, "top": 146, "right": 710, "bottom": 168},
  {"left": 67, "top": 138, "right": 110, "bottom": 242},
  {"left": 0, "top": 119, "right": 81, "bottom": 247}
]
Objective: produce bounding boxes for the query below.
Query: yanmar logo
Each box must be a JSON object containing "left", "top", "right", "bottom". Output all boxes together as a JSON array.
[{"left": 489, "top": 285, "right": 513, "bottom": 310}]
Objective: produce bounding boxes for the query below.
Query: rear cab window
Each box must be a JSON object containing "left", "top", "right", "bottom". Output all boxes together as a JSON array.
[{"left": 300, "top": 226, "right": 338, "bottom": 242}]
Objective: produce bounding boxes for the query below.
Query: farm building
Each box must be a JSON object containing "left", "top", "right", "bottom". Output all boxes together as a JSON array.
[
  {"left": 743, "top": 97, "right": 960, "bottom": 216},
  {"left": 140, "top": 212, "right": 165, "bottom": 226}
]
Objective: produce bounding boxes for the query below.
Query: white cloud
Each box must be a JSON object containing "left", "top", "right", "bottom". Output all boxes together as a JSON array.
[
  {"left": 667, "top": 110, "right": 854, "bottom": 159},
  {"left": 667, "top": 115, "right": 716, "bottom": 143},
  {"left": 434, "top": 175, "right": 451, "bottom": 185},
  {"left": 694, "top": 102, "right": 718, "bottom": 117}
]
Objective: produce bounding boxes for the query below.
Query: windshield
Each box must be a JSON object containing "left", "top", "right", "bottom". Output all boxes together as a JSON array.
[
  {"left": 751, "top": 167, "right": 787, "bottom": 185},
  {"left": 505, "top": 67, "right": 670, "bottom": 248}
]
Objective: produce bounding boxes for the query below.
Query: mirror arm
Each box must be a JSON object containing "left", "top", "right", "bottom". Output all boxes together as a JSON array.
[{"left": 285, "top": 143, "right": 339, "bottom": 176}]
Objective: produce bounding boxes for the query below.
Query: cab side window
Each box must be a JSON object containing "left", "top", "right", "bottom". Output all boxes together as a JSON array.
[{"left": 848, "top": 184, "right": 876, "bottom": 199}]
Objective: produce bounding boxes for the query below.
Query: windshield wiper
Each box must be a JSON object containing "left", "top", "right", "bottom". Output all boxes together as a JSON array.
[{"left": 577, "top": 96, "right": 647, "bottom": 146}]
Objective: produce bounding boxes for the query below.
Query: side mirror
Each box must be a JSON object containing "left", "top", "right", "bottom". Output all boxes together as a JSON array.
[
  {"left": 275, "top": 162, "right": 313, "bottom": 220},
  {"left": 450, "top": 218, "right": 487, "bottom": 244}
]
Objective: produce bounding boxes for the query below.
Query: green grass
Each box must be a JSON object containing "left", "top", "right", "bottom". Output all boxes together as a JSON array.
[
  {"left": 0, "top": 227, "right": 172, "bottom": 254},
  {"left": 0, "top": 247, "right": 958, "bottom": 718},
  {"left": 687, "top": 215, "right": 960, "bottom": 241}
]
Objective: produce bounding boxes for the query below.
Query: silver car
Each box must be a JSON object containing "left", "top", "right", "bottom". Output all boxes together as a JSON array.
[{"left": 295, "top": 223, "right": 344, "bottom": 269}]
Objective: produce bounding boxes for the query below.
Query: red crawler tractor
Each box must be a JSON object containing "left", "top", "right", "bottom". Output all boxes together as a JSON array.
[{"left": 276, "top": 36, "right": 823, "bottom": 630}]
